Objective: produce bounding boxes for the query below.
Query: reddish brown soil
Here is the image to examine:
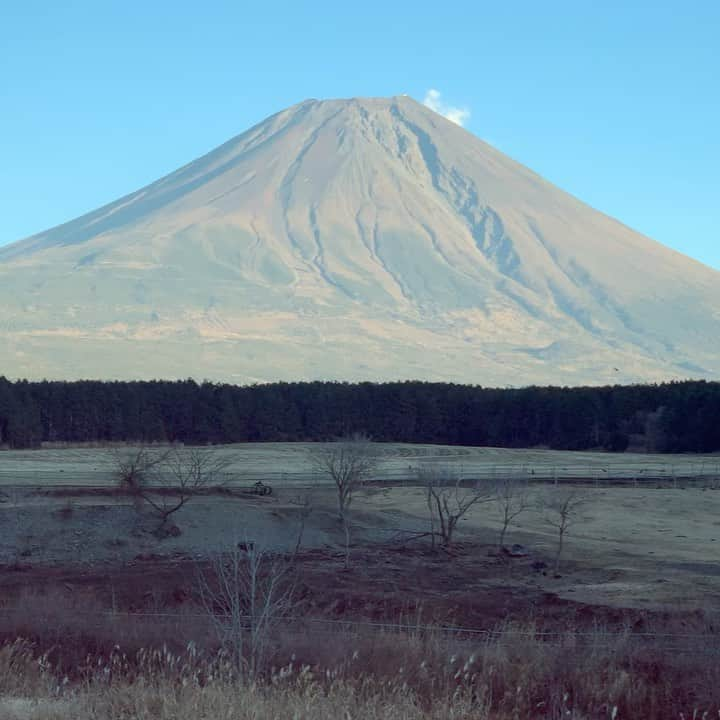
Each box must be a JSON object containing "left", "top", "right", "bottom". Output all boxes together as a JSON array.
[{"left": 0, "top": 542, "right": 705, "bottom": 638}]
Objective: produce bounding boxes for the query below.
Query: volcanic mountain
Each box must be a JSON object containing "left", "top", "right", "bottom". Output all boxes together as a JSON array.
[{"left": 2, "top": 96, "right": 719, "bottom": 384}]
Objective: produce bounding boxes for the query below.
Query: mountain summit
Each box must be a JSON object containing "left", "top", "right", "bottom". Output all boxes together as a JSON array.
[{"left": 2, "top": 96, "right": 719, "bottom": 384}]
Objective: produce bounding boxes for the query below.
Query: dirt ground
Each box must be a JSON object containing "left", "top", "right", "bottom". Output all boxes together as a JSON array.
[
  {"left": 362, "top": 484, "right": 720, "bottom": 611},
  {"left": 1, "top": 473, "right": 719, "bottom": 634}
]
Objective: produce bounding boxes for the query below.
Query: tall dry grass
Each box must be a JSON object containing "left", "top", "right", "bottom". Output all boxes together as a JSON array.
[
  {"left": 0, "top": 620, "right": 718, "bottom": 719},
  {"left": 0, "top": 588, "right": 718, "bottom": 717}
]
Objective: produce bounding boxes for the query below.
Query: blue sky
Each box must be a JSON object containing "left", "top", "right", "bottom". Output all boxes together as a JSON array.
[{"left": 1, "top": 0, "right": 718, "bottom": 269}]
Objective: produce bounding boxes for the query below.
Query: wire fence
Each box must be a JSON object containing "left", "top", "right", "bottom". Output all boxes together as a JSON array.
[
  {"left": 0, "top": 462, "right": 718, "bottom": 489},
  {"left": 1, "top": 608, "right": 716, "bottom": 654}
]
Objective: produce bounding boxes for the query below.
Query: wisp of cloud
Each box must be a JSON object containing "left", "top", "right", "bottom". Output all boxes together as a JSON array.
[{"left": 423, "top": 89, "right": 470, "bottom": 126}]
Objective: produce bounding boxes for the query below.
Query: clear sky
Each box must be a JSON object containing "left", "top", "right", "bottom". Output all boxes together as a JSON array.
[{"left": 1, "top": 0, "right": 718, "bottom": 269}]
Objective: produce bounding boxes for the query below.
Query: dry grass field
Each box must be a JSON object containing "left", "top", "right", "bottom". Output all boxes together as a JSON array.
[{"left": 1, "top": 442, "right": 719, "bottom": 486}]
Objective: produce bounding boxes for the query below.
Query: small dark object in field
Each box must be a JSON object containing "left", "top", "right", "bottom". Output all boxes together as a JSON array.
[
  {"left": 531, "top": 560, "right": 548, "bottom": 572},
  {"left": 55, "top": 501, "right": 74, "bottom": 520},
  {"left": 152, "top": 524, "right": 182, "bottom": 540},
  {"left": 134, "top": 553, "right": 162, "bottom": 561},
  {"left": 510, "top": 544, "right": 528, "bottom": 557},
  {"left": 501, "top": 544, "right": 529, "bottom": 558},
  {"left": 252, "top": 481, "right": 273, "bottom": 496},
  {"left": 104, "top": 538, "right": 128, "bottom": 548},
  {"left": 237, "top": 541, "right": 256, "bottom": 552}
]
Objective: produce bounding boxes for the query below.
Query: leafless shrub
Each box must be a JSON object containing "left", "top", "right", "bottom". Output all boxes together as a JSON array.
[
  {"left": 114, "top": 446, "right": 234, "bottom": 533},
  {"left": 143, "top": 447, "right": 232, "bottom": 529},
  {"left": 419, "top": 465, "right": 494, "bottom": 548},
  {"left": 541, "top": 488, "right": 589, "bottom": 573},
  {"left": 197, "top": 537, "right": 297, "bottom": 678},
  {"left": 54, "top": 499, "right": 75, "bottom": 521},
  {"left": 310, "top": 435, "right": 377, "bottom": 568},
  {"left": 110, "top": 445, "right": 170, "bottom": 491},
  {"left": 289, "top": 490, "right": 314, "bottom": 560},
  {"left": 493, "top": 477, "right": 530, "bottom": 549}
]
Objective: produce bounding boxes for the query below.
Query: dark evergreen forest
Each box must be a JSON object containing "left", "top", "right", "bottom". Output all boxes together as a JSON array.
[{"left": 0, "top": 377, "right": 718, "bottom": 452}]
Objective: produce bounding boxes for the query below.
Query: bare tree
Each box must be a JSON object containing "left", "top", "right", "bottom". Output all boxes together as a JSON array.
[
  {"left": 542, "top": 489, "right": 588, "bottom": 574},
  {"left": 197, "top": 536, "right": 296, "bottom": 678},
  {"left": 116, "top": 447, "right": 233, "bottom": 533},
  {"left": 422, "top": 469, "right": 438, "bottom": 551},
  {"left": 311, "top": 435, "right": 377, "bottom": 568},
  {"left": 422, "top": 466, "right": 494, "bottom": 548},
  {"left": 289, "top": 490, "right": 314, "bottom": 561},
  {"left": 494, "top": 477, "right": 530, "bottom": 549},
  {"left": 110, "top": 445, "right": 170, "bottom": 491}
]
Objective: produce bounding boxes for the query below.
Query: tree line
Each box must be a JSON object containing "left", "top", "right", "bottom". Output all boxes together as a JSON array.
[{"left": 0, "top": 377, "right": 718, "bottom": 452}]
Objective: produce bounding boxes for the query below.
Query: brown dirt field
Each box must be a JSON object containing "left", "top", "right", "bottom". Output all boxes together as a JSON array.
[
  {"left": 0, "top": 477, "right": 718, "bottom": 645},
  {"left": 0, "top": 542, "right": 703, "bottom": 639}
]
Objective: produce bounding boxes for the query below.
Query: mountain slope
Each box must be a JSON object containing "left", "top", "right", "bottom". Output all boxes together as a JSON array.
[{"left": 1, "top": 95, "right": 718, "bottom": 384}]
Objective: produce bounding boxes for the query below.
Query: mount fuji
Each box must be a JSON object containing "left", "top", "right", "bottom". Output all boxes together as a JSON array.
[{"left": 2, "top": 96, "right": 718, "bottom": 385}]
